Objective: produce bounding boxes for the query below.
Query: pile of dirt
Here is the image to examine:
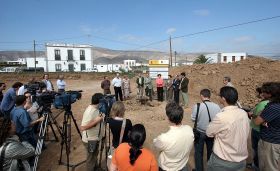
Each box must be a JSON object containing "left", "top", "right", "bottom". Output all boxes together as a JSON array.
[{"left": 171, "top": 57, "right": 280, "bottom": 108}]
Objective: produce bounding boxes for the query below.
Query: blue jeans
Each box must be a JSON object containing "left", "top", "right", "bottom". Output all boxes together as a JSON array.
[
  {"left": 194, "top": 131, "right": 214, "bottom": 171},
  {"left": 251, "top": 128, "right": 260, "bottom": 169}
]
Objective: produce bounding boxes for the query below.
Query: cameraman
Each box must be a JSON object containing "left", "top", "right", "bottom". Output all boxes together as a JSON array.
[
  {"left": 10, "top": 95, "right": 44, "bottom": 147},
  {"left": 0, "top": 118, "right": 35, "bottom": 171},
  {"left": 80, "top": 93, "right": 105, "bottom": 171},
  {"left": 0, "top": 82, "right": 23, "bottom": 119}
]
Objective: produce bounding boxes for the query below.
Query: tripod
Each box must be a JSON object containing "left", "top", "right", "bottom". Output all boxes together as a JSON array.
[
  {"left": 33, "top": 105, "right": 62, "bottom": 171},
  {"left": 58, "top": 105, "right": 85, "bottom": 171}
]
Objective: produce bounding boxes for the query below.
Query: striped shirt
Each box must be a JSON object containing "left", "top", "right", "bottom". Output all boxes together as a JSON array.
[
  {"left": 1, "top": 136, "right": 35, "bottom": 171},
  {"left": 260, "top": 103, "right": 280, "bottom": 144}
]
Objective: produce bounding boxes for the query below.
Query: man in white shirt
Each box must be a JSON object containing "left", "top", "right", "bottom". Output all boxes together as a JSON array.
[
  {"left": 206, "top": 86, "right": 250, "bottom": 171},
  {"left": 42, "top": 74, "right": 54, "bottom": 92},
  {"left": 112, "top": 73, "right": 123, "bottom": 101},
  {"left": 57, "top": 75, "right": 66, "bottom": 93},
  {"left": 154, "top": 101, "right": 194, "bottom": 171}
]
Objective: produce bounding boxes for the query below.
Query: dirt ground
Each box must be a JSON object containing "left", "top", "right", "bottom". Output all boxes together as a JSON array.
[{"left": 0, "top": 57, "right": 279, "bottom": 171}]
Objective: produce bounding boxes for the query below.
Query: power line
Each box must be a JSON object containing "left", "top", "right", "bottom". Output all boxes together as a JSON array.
[{"left": 133, "top": 15, "right": 280, "bottom": 50}]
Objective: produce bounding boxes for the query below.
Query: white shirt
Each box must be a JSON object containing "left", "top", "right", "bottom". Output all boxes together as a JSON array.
[
  {"left": 206, "top": 106, "right": 250, "bottom": 162},
  {"left": 44, "top": 80, "right": 52, "bottom": 91},
  {"left": 57, "top": 79, "right": 66, "bottom": 90},
  {"left": 17, "top": 85, "right": 26, "bottom": 95},
  {"left": 154, "top": 125, "right": 194, "bottom": 171},
  {"left": 112, "top": 77, "right": 122, "bottom": 87}
]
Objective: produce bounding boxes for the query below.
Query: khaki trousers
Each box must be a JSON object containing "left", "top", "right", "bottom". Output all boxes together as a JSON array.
[{"left": 258, "top": 139, "right": 280, "bottom": 171}]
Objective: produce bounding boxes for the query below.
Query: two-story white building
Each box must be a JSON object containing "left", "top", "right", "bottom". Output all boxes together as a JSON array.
[
  {"left": 46, "top": 43, "right": 93, "bottom": 72},
  {"left": 205, "top": 52, "right": 247, "bottom": 63}
]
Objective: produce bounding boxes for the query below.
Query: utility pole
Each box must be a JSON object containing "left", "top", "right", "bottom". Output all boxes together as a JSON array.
[
  {"left": 169, "top": 36, "right": 172, "bottom": 67},
  {"left": 33, "top": 40, "right": 37, "bottom": 73},
  {"left": 174, "top": 51, "right": 177, "bottom": 67}
]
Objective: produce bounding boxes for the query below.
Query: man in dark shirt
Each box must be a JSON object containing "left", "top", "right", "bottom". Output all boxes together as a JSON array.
[
  {"left": 101, "top": 76, "right": 111, "bottom": 95},
  {"left": 254, "top": 82, "right": 280, "bottom": 171}
]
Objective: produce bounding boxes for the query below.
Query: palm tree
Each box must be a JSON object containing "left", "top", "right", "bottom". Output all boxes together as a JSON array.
[{"left": 193, "top": 55, "right": 212, "bottom": 64}]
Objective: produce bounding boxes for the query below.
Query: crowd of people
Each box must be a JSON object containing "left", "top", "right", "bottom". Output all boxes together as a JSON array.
[
  {"left": 0, "top": 72, "right": 279, "bottom": 171},
  {"left": 0, "top": 74, "right": 67, "bottom": 170}
]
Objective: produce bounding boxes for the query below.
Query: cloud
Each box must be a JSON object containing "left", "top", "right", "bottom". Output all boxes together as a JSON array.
[
  {"left": 193, "top": 9, "right": 210, "bottom": 16},
  {"left": 233, "top": 36, "right": 253, "bottom": 43},
  {"left": 166, "top": 28, "right": 176, "bottom": 35}
]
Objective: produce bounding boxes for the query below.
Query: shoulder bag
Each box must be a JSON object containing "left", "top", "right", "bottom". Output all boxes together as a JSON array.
[
  {"left": 203, "top": 101, "right": 215, "bottom": 141},
  {"left": 193, "top": 103, "right": 200, "bottom": 143}
]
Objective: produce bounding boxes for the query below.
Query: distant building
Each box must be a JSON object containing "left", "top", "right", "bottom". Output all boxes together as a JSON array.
[
  {"left": 46, "top": 43, "right": 93, "bottom": 72},
  {"left": 205, "top": 52, "right": 247, "bottom": 63},
  {"left": 95, "top": 64, "right": 122, "bottom": 72},
  {"left": 6, "top": 58, "right": 26, "bottom": 65},
  {"left": 26, "top": 57, "right": 47, "bottom": 71}
]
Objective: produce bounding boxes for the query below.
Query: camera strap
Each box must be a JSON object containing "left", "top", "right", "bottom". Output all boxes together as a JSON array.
[
  {"left": 194, "top": 103, "right": 200, "bottom": 131},
  {"left": 203, "top": 101, "right": 212, "bottom": 122}
]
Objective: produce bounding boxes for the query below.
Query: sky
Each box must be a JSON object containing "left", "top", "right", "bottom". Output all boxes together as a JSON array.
[{"left": 0, "top": 0, "right": 280, "bottom": 56}]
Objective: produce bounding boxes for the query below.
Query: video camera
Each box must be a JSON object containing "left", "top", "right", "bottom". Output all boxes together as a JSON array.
[
  {"left": 25, "top": 82, "right": 46, "bottom": 96},
  {"left": 54, "top": 90, "right": 83, "bottom": 110},
  {"left": 98, "top": 94, "right": 116, "bottom": 117}
]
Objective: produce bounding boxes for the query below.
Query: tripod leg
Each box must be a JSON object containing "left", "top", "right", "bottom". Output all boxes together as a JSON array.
[
  {"left": 70, "top": 111, "right": 82, "bottom": 139},
  {"left": 59, "top": 114, "right": 67, "bottom": 164},
  {"left": 48, "top": 120, "right": 59, "bottom": 142},
  {"left": 49, "top": 111, "right": 63, "bottom": 137},
  {"left": 33, "top": 112, "right": 49, "bottom": 171}
]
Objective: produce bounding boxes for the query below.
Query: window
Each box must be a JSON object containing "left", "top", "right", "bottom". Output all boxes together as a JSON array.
[
  {"left": 241, "top": 56, "right": 244, "bottom": 60},
  {"left": 35, "top": 61, "right": 38, "bottom": 64},
  {"left": 80, "top": 64, "right": 86, "bottom": 71},
  {"left": 55, "top": 50, "right": 61, "bottom": 60},
  {"left": 223, "top": 56, "right": 227, "bottom": 62},
  {"left": 80, "top": 50, "right": 85, "bottom": 60},
  {"left": 68, "top": 64, "right": 74, "bottom": 71},
  {"left": 232, "top": 56, "right": 235, "bottom": 62},
  {"left": 68, "top": 50, "right": 73, "bottom": 61},
  {"left": 55, "top": 64, "right": 61, "bottom": 71}
]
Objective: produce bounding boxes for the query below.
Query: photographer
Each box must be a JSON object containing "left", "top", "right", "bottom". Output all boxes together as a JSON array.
[
  {"left": 10, "top": 95, "right": 44, "bottom": 148},
  {"left": 80, "top": 93, "right": 105, "bottom": 171},
  {"left": 0, "top": 82, "right": 23, "bottom": 119},
  {"left": 0, "top": 118, "right": 35, "bottom": 171}
]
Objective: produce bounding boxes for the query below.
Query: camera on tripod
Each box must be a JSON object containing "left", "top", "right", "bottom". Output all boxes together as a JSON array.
[
  {"left": 25, "top": 82, "right": 46, "bottom": 96},
  {"left": 54, "top": 90, "right": 83, "bottom": 109},
  {"left": 98, "top": 94, "right": 116, "bottom": 117}
]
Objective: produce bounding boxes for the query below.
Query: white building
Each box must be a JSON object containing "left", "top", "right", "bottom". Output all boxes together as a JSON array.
[
  {"left": 95, "top": 64, "right": 122, "bottom": 72},
  {"left": 123, "top": 59, "right": 136, "bottom": 70},
  {"left": 46, "top": 43, "right": 93, "bottom": 72},
  {"left": 205, "top": 52, "right": 247, "bottom": 63},
  {"left": 7, "top": 58, "right": 26, "bottom": 65},
  {"left": 26, "top": 57, "right": 47, "bottom": 71}
]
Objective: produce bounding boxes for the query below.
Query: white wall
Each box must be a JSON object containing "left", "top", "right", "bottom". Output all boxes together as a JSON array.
[
  {"left": 46, "top": 43, "right": 93, "bottom": 72},
  {"left": 221, "top": 53, "right": 247, "bottom": 63},
  {"left": 205, "top": 52, "right": 247, "bottom": 63},
  {"left": 26, "top": 57, "right": 47, "bottom": 71}
]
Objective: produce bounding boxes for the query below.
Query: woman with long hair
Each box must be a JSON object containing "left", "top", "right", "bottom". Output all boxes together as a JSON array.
[
  {"left": 108, "top": 101, "right": 132, "bottom": 149},
  {"left": 110, "top": 124, "right": 158, "bottom": 171}
]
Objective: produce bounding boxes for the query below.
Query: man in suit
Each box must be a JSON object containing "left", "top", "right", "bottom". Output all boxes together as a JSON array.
[{"left": 179, "top": 72, "right": 189, "bottom": 108}]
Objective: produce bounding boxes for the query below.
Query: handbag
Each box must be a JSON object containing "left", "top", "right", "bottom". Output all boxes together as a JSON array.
[
  {"left": 193, "top": 103, "right": 200, "bottom": 143},
  {"left": 107, "top": 119, "right": 126, "bottom": 169}
]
